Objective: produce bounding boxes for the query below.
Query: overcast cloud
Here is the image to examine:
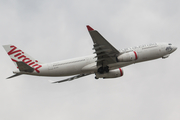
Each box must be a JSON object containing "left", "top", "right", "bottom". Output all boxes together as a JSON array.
[{"left": 0, "top": 0, "right": 180, "bottom": 120}]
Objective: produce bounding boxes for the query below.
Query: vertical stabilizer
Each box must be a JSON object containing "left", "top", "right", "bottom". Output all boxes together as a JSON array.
[{"left": 3, "top": 45, "right": 42, "bottom": 73}]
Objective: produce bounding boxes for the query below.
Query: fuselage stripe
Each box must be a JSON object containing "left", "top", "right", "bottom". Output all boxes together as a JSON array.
[
  {"left": 119, "top": 68, "right": 123, "bottom": 76},
  {"left": 134, "top": 51, "right": 138, "bottom": 60}
]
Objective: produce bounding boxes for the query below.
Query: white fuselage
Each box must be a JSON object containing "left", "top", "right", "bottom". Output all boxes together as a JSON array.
[{"left": 14, "top": 42, "right": 176, "bottom": 76}]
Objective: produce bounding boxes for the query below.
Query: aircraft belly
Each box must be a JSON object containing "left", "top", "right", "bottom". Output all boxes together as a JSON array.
[
  {"left": 60, "top": 64, "right": 82, "bottom": 76},
  {"left": 108, "top": 62, "right": 133, "bottom": 70},
  {"left": 47, "top": 62, "right": 86, "bottom": 76},
  {"left": 81, "top": 62, "right": 97, "bottom": 72},
  {"left": 137, "top": 48, "right": 161, "bottom": 61}
]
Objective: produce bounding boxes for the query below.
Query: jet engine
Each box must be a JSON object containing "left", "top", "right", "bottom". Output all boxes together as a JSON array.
[
  {"left": 95, "top": 68, "right": 124, "bottom": 79},
  {"left": 117, "top": 51, "right": 138, "bottom": 62}
]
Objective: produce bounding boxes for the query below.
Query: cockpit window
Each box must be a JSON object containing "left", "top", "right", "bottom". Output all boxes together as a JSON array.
[{"left": 168, "top": 43, "right": 172, "bottom": 45}]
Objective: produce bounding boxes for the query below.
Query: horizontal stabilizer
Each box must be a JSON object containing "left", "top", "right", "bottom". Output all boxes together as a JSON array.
[
  {"left": 6, "top": 74, "right": 21, "bottom": 79},
  {"left": 16, "top": 61, "right": 34, "bottom": 72}
]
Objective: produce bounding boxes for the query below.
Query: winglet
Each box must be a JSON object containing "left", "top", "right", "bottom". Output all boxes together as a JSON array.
[{"left": 86, "top": 25, "right": 94, "bottom": 31}]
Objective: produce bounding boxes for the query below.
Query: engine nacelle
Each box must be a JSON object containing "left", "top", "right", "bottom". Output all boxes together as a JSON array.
[
  {"left": 96, "top": 68, "right": 124, "bottom": 79},
  {"left": 117, "top": 51, "right": 138, "bottom": 62}
]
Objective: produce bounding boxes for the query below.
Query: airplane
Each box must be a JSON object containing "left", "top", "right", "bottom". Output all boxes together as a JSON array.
[{"left": 3, "top": 25, "right": 177, "bottom": 83}]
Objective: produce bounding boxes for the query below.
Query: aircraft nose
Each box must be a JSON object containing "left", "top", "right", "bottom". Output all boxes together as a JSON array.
[{"left": 172, "top": 46, "right": 177, "bottom": 52}]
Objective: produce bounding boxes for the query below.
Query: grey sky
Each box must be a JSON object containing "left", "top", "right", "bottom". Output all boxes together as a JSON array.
[{"left": 0, "top": 0, "right": 180, "bottom": 120}]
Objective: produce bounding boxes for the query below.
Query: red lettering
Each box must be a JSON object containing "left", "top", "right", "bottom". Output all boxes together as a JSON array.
[
  {"left": 18, "top": 55, "right": 26, "bottom": 59},
  {"left": 34, "top": 65, "right": 42, "bottom": 73},
  {"left": 28, "top": 62, "right": 35, "bottom": 66},
  {"left": 32, "top": 64, "right": 39, "bottom": 67},
  {"left": 11, "top": 58, "right": 17, "bottom": 62},
  {"left": 14, "top": 53, "right": 22, "bottom": 57},
  {"left": 22, "top": 58, "right": 32, "bottom": 64},
  {"left": 8, "top": 46, "right": 22, "bottom": 55},
  {"left": 8, "top": 45, "right": 42, "bottom": 73}
]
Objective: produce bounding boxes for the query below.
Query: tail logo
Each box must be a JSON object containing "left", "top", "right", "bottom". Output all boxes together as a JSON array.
[{"left": 8, "top": 45, "right": 42, "bottom": 73}]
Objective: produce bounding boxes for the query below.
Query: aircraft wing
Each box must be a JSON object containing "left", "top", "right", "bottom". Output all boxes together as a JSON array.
[
  {"left": 50, "top": 73, "right": 91, "bottom": 83},
  {"left": 87, "top": 25, "right": 120, "bottom": 67}
]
